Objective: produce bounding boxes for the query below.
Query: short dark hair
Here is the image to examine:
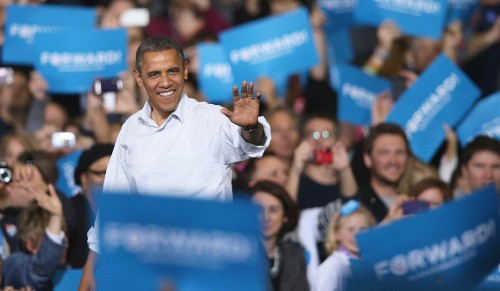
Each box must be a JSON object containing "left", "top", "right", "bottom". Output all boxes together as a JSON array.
[
  {"left": 250, "top": 180, "right": 298, "bottom": 236},
  {"left": 460, "top": 135, "right": 500, "bottom": 167},
  {"left": 243, "top": 152, "right": 279, "bottom": 184},
  {"left": 363, "top": 122, "right": 409, "bottom": 155},
  {"left": 299, "top": 112, "right": 337, "bottom": 136},
  {"left": 135, "top": 36, "right": 186, "bottom": 72}
]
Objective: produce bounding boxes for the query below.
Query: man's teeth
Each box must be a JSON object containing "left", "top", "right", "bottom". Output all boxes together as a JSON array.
[{"left": 159, "top": 91, "right": 173, "bottom": 96}]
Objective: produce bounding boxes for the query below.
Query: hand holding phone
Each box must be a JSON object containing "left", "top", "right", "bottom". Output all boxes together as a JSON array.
[
  {"left": 51, "top": 132, "right": 76, "bottom": 148},
  {"left": 402, "top": 200, "right": 430, "bottom": 215},
  {"left": 93, "top": 78, "right": 124, "bottom": 96}
]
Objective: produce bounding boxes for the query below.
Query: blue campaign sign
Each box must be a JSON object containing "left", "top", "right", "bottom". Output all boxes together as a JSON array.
[
  {"left": 198, "top": 43, "right": 234, "bottom": 105},
  {"left": 318, "top": 0, "right": 357, "bottom": 31},
  {"left": 55, "top": 149, "right": 83, "bottom": 198},
  {"left": 96, "top": 192, "right": 267, "bottom": 291},
  {"left": 3, "top": 4, "right": 96, "bottom": 65},
  {"left": 456, "top": 92, "right": 500, "bottom": 147},
  {"left": 337, "top": 64, "right": 391, "bottom": 126},
  {"left": 353, "top": 0, "right": 448, "bottom": 40},
  {"left": 350, "top": 185, "right": 500, "bottom": 291},
  {"left": 53, "top": 269, "right": 83, "bottom": 291},
  {"left": 446, "top": 0, "right": 478, "bottom": 25},
  {"left": 475, "top": 263, "right": 500, "bottom": 291},
  {"left": 386, "top": 54, "right": 480, "bottom": 162},
  {"left": 219, "top": 7, "right": 319, "bottom": 86},
  {"left": 325, "top": 27, "right": 354, "bottom": 66},
  {"left": 34, "top": 29, "right": 127, "bottom": 94}
]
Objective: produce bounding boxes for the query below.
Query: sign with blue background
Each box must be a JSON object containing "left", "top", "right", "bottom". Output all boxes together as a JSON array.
[
  {"left": 55, "top": 150, "right": 82, "bottom": 198},
  {"left": 318, "top": 0, "right": 357, "bottom": 31},
  {"left": 198, "top": 43, "right": 234, "bottom": 105},
  {"left": 386, "top": 54, "right": 480, "bottom": 163},
  {"left": 34, "top": 29, "right": 127, "bottom": 94},
  {"left": 96, "top": 193, "right": 266, "bottom": 291},
  {"left": 2, "top": 4, "right": 96, "bottom": 65},
  {"left": 350, "top": 185, "right": 500, "bottom": 291},
  {"left": 219, "top": 7, "right": 318, "bottom": 86},
  {"left": 337, "top": 64, "right": 391, "bottom": 125},
  {"left": 446, "top": 0, "right": 478, "bottom": 25},
  {"left": 354, "top": 0, "right": 448, "bottom": 39},
  {"left": 475, "top": 263, "right": 500, "bottom": 290},
  {"left": 456, "top": 92, "right": 500, "bottom": 147}
]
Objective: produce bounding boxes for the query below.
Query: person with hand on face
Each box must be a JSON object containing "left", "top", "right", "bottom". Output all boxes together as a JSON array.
[
  {"left": 2, "top": 184, "right": 67, "bottom": 291},
  {"left": 79, "top": 36, "right": 271, "bottom": 291}
]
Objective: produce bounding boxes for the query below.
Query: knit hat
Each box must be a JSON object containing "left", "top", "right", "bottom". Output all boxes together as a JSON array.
[{"left": 74, "top": 143, "right": 114, "bottom": 185}]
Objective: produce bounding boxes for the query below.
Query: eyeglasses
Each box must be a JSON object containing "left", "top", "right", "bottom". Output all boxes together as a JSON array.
[
  {"left": 86, "top": 169, "right": 107, "bottom": 177},
  {"left": 306, "top": 130, "right": 334, "bottom": 140}
]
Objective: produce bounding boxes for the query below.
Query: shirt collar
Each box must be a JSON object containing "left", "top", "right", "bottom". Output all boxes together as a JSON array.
[{"left": 138, "top": 92, "right": 189, "bottom": 127}]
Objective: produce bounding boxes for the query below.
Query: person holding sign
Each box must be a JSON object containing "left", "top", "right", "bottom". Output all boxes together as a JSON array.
[{"left": 79, "top": 36, "right": 271, "bottom": 290}]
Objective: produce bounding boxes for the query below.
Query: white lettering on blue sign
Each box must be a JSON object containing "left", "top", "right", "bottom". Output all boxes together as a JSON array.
[
  {"left": 373, "top": 0, "right": 441, "bottom": 16},
  {"left": 481, "top": 117, "right": 500, "bottom": 139},
  {"left": 342, "top": 83, "right": 377, "bottom": 107},
  {"left": 103, "top": 223, "right": 257, "bottom": 267},
  {"left": 373, "top": 219, "right": 496, "bottom": 280},
  {"left": 319, "top": 0, "right": 356, "bottom": 11},
  {"left": 405, "top": 72, "right": 459, "bottom": 138},
  {"left": 203, "top": 63, "right": 232, "bottom": 82},
  {"left": 9, "top": 23, "right": 63, "bottom": 44},
  {"left": 229, "top": 30, "right": 308, "bottom": 65},
  {"left": 448, "top": 0, "right": 476, "bottom": 8},
  {"left": 40, "top": 51, "right": 122, "bottom": 71}
]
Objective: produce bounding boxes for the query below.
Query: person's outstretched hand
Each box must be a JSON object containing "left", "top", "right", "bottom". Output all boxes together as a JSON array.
[{"left": 221, "top": 81, "right": 261, "bottom": 130}]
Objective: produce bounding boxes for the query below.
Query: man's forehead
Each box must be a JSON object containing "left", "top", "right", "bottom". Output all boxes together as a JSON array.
[{"left": 469, "top": 150, "right": 500, "bottom": 163}]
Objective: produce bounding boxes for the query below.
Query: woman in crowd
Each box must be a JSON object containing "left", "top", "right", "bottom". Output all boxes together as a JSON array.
[{"left": 250, "top": 180, "right": 309, "bottom": 291}]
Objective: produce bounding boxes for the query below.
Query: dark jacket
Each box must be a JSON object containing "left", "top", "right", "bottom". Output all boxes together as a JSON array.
[{"left": 272, "top": 240, "right": 310, "bottom": 291}]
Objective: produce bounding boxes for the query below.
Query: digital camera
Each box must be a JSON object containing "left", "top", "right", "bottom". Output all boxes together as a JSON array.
[
  {"left": 93, "top": 78, "right": 124, "bottom": 96},
  {"left": 312, "top": 148, "right": 333, "bottom": 165},
  {"left": 0, "top": 161, "right": 13, "bottom": 184}
]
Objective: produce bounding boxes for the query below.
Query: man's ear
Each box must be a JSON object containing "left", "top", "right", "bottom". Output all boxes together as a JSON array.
[
  {"left": 363, "top": 152, "right": 372, "bottom": 169},
  {"left": 184, "top": 60, "right": 189, "bottom": 80},
  {"left": 133, "top": 69, "right": 143, "bottom": 87}
]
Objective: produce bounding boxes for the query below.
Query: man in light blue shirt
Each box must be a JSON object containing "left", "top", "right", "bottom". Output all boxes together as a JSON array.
[{"left": 78, "top": 36, "right": 271, "bottom": 290}]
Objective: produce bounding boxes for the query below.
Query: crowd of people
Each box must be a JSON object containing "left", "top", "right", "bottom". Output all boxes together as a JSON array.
[{"left": 0, "top": 0, "right": 499, "bottom": 290}]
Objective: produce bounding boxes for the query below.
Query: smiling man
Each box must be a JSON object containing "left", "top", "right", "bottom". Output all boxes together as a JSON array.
[
  {"left": 357, "top": 123, "right": 410, "bottom": 222},
  {"left": 78, "top": 36, "right": 271, "bottom": 291}
]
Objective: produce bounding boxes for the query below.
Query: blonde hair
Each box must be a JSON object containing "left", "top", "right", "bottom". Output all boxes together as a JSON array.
[
  {"left": 324, "top": 205, "right": 376, "bottom": 256},
  {"left": 397, "top": 156, "right": 438, "bottom": 195}
]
